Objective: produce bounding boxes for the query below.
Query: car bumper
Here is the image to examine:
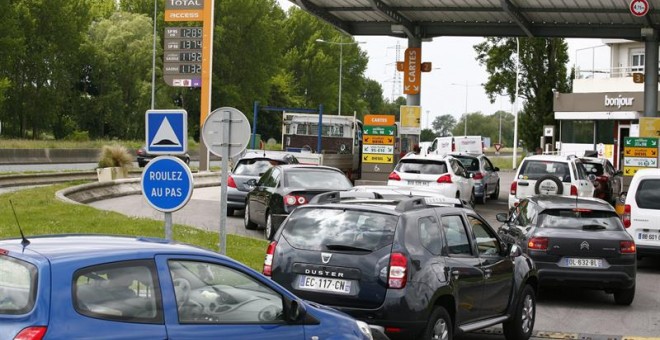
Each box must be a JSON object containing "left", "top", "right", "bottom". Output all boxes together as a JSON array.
[
  {"left": 473, "top": 182, "right": 485, "bottom": 197},
  {"left": 536, "top": 262, "right": 635, "bottom": 290},
  {"left": 226, "top": 189, "right": 247, "bottom": 209},
  {"left": 636, "top": 245, "right": 660, "bottom": 256}
]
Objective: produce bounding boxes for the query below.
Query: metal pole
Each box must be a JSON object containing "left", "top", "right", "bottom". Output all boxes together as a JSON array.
[
  {"left": 252, "top": 101, "right": 258, "bottom": 149},
  {"left": 317, "top": 104, "right": 323, "bottom": 153},
  {"left": 499, "top": 110, "right": 502, "bottom": 145},
  {"left": 338, "top": 38, "right": 343, "bottom": 116},
  {"left": 164, "top": 212, "right": 172, "bottom": 240},
  {"left": 150, "top": 0, "right": 157, "bottom": 110},
  {"left": 219, "top": 110, "right": 230, "bottom": 254},
  {"left": 512, "top": 38, "right": 520, "bottom": 169},
  {"left": 464, "top": 80, "right": 468, "bottom": 136}
]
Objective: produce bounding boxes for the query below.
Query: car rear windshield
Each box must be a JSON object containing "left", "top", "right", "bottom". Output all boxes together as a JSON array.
[
  {"left": 519, "top": 160, "right": 570, "bottom": 182},
  {"left": 0, "top": 255, "right": 37, "bottom": 315},
  {"left": 395, "top": 159, "right": 447, "bottom": 174},
  {"left": 538, "top": 209, "right": 623, "bottom": 230},
  {"left": 284, "top": 169, "right": 353, "bottom": 189},
  {"left": 282, "top": 208, "right": 398, "bottom": 252},
  {"left": 233, "top": 159, "right": 284, "bottom": 176},
  {"left": 453, "top": 156, "right": 480, "bottom": 171},
  {"left": 635, "top": 179, "right": 660, "bottom": 210}
]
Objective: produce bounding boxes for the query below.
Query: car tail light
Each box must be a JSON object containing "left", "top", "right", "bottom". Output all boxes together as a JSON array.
[
  {"left": 570, "top": 185, "right": 578, "bottom": 196},
  {"left": 622, "top": 204, "right": 631, "bottom": 228},
  {"left": 472, "top": 172, "right": 484, "bottom": 180},
  {"left": 510, "top": 181, "right": 517, "bottom": 195},
  {"left": 263, "top": 241, "right": 277, "bottom": 276},
  {"left": 387, "top": 252, "right": 407, "bottom": 289},
  {"left": 227, "top": 176, "right": 237, "bottom": 188},
  {"left": 528, "top": 237, "right": 548, "bottom": 251},
  {"left": 388, "top": 172, "right": 401, "bottom": 181},
  {"left": 620, "top": 240, "right": 636, "bottom": 254},
  {"left": 14, "top": 327, "right": 47, "bottom": 340},
  {"left": 284, "top": 194, "right": 307, "bottom": 206},
  {"left": 437, "top": 174, "right": 452, "bottom": 183}
]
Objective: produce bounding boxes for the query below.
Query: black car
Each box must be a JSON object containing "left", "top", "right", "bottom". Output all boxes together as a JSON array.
[
  {"left": 136, "top": 146, "right": 190, "bottom": 167},
  {"left": 579, "top": 157, "right": 623, "bottom": 205},
  {"left": 266, "top": 192, "right": 538, "bottom": 340},
  {"left": 497, "top": 195, "right": 636, "bottom": 305},
  {"left": 226, "top": 150, "right": 299, "bottom": 216},
  {"left": 244, "top": 164, "right": 353, "bottom": 239}
]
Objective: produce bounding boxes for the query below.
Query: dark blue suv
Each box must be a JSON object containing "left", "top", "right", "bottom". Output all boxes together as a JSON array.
[{"left": 265, "top": 192, "right": 538, "bottom": 340}]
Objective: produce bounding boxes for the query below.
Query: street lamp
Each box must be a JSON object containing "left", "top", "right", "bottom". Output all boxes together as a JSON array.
[
  {"left": 450, "top": 81, "right": 480, "bottom": 135},
  {"left": 315, "top": 38, "right": 365, "bottom": 116}
]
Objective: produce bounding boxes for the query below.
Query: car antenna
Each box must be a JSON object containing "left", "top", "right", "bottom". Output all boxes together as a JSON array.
[{"left": 9, "top": 200, "right": 30, "bottom": 247}]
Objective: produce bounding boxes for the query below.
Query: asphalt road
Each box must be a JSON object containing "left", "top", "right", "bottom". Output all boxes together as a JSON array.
[{"left": 89, "top": 170, "right": 660, "bottom": 339}]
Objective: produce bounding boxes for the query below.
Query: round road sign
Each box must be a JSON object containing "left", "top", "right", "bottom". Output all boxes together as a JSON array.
[
  {"left": 141, "top": 156, "right": 193, "bottom": 212},
  {"left": 202, "top": 107, "right": 251, "bottom": 158},
  {"left": 630, "top": 0, "right": 649, "bottom": 17}
]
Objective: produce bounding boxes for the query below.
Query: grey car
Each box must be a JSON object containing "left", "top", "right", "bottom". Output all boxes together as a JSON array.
[
  {"left": 497, "top": 195, "right": 636, "bottom": 305},
  {"left": 449, "top": 152, "right": 500, "bottom": 204},
  {"left": 226, "top": 150, "right": 298, "bottom": 215}
]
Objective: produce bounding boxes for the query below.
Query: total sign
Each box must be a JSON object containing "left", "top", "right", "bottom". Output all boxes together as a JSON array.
[{"left": 142, "top": 156, "right": 193, "bottom": 212}]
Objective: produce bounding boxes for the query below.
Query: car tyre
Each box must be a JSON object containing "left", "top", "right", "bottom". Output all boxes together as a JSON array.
[
  {"left": 503, "top": 284, "right": 535, "bottom": 340},
  {"left": 534, "top": 175, "right": 563, "bottom": 195},
  {"left": 422, "top": 306, "right": 452, "bottom": 340},
  {"left": 469, "top": 190, "right": 475, "bottom": 208},
  {"left": 479, "top": 186, "right": 488, "bottom": 204},
  {"left": 490, "top": 181, "right": 500, "bottom": 199},
  {"left": 244, "top": 203, "right": 257, "bottom": 230},
  {"left": 265, "top": 212, "right": 274, "bottom": 240},
  {"left": 613, "top": 285, "right": 635, "bottom": 305}
]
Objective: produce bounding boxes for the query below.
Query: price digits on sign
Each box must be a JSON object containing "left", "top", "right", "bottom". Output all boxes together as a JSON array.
[
  {"left": 180, "top": 52, "right": 201, "bottom": 62},
  {"left": 180, "top": 40, "right": 202, "bottom": 49},
  {"left": 180, "top": 27, "right": 202, "bottom": 38},
  {"left": 179, "top": 64, "right": 201, "bottom": 74}
]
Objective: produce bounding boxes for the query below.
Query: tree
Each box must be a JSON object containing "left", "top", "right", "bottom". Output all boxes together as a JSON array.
[
  {"left": 432, "top": 114, "right": 456, "bottom": 136},
  {"left": 420, "top": 128, "right": 436, "bottom": 142},
  {"left": 475, "top": 37, "right": 571, "bottom": 150}
]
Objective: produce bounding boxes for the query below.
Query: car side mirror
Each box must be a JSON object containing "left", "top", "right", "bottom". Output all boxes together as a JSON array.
[
  {"left": 509, "top": 244, "right": 522, "bottom": 257},
  {"left": 496, "top": 212, "right": 509, "bottom": 223},
  {"left": 284, "top": 298, "right": 306, "bottom": 323},
  {"left": 494, "top": 167, "right": 500, "bottom": 172}
]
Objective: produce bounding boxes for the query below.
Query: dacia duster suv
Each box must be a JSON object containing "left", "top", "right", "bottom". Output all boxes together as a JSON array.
[{"left": 264, "top": 191, "right": 539, "bottom": 340}]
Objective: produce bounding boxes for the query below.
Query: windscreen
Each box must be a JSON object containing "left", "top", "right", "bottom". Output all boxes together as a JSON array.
[
  {"left": 282, "top": 208, "right": 398, "bottom": 251},
  {"left": 284, "top": 169, "right": 353, "bottom": 189},
  {"left": 0, "top": 255, "right": 37, "bottom": 315},
  {"left": 538, "top": 209, "right": 623, "bottom": 230},
  {"left": 233, "top": 159, "right": 284, "bottom": 176},
  {"left": 395, "top": 159, "right": 448, "bottom": 175},
  {"left": 635, "top": 179, "right": 660, "bottom": 210},
  {"left": 453, "top": 156, "right": 480, "bottom": 171},
  {"left": 519, "top": 161, "right": 571, "bottom": 182}
]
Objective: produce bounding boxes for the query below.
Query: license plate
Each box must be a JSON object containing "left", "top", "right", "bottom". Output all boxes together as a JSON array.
[
  {"left": 297, "top": 275, "right": 352, "bottom": 294},
  {"left": 408, "top": 180, "right": 429, "bottom": 186},
  {"left": 637, "top": 232, "right": 660, "bottom": 241},
  {"left": 564, "top": 258, "right": 604, "bottom": 268}
]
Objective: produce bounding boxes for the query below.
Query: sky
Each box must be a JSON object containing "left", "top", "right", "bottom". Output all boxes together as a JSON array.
[{"left": 277, "top": 1, "right": 610, "bottom": 129}]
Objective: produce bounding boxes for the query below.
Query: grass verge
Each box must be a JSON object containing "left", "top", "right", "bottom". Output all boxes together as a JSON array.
[{"left": 0, "top": 182, "right": 268, "bottom": 271}]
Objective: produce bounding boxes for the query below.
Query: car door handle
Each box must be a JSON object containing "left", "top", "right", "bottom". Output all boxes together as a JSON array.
[{"left": 451, "top": 270, "right": 460, "bottom": 279}]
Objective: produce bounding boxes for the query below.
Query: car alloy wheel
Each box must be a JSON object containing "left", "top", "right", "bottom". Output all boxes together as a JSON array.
[
  {"left": 503, "top": 284, "right": 535, "bottom": 340},
  {"left": 424, "top": 307, "right": 451, "bottom": 340}
]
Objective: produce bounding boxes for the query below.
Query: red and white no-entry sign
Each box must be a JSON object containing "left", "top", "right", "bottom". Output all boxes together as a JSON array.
[{"left": 630, "top": 0, "right": 650, "bottom": 17}]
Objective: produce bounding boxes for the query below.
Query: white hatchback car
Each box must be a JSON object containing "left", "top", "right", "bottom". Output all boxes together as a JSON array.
[
  {"left": 387, "top": 154, "right": 475, "bottom": 206},
  {"left": 622, "top": 168, "right": 660, "bottom": 258},
  {"left": 509, "top": 154, "right": 595, "bottom": 209}
]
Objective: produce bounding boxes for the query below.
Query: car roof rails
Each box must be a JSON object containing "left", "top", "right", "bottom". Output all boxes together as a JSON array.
[
  {"left": 394, "top": 197, "right": 428, "bottom": 212},
  {"left": 309, "top": 191, "right": 384, "bottom": 204}
]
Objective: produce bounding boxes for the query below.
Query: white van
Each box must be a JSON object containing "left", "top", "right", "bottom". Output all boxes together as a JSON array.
[
  {"left": 426, "top": 136, "right": 483, "bottom": 155},
  {"left": 622, "top": 168, "right": 660, "bottom": 258}
]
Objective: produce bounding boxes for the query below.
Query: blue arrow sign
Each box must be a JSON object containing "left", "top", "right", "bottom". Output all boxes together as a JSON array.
[
  {"left": 141, "top": 156, "right": 193, "bottom": 212},
  {"left": 146, "top": 109, "right": 187, "bottom": 154}
]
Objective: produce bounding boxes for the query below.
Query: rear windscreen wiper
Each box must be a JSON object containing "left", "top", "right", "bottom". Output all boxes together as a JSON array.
[{"left": 325, "top": 244, "right": 372, "bottom": 252}]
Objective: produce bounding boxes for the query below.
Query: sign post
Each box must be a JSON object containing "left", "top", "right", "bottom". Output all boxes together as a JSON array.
[
  {"left": 141, "top": 156, "right": 194, "bottom": 240},
  {"left": 202, "top": 107, "right": 251, "bottom": 254},
  {"left": 623, "top": 137, "right": 658, "bottom": 176}
]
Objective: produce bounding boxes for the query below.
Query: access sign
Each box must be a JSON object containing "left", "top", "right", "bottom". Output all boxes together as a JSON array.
[
  {"left": 165, "top": 0, "right": 204, "bottom": 22},
  {"left": 363, "top": 135, "right": 394, "bottom": 145},
  {"left": 141, "top": 156, "right": 193, "bottom": 212},
  {"left": 363, "top": 126, "right": 395, "bottom": 135},
  {"left": 403, "top": 48, "right": 421, "bottom": 95},
  {"left": 146, "top": 110, "right": 187, "bottom": 154},
  {"left": 363, "top": 145, "right": 394, "bottom": 154},
  {"left": 623, "top": 137, "right": 658, "bottom": 176},
  {"left": 363, "top": 153, "right": 394, "bottom": 164}
]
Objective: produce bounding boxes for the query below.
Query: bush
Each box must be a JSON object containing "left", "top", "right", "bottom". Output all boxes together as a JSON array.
[
  {"left": 97, "top": 144, "right": 133, "bottom": 169},
  {"left": 66, "top": 130, "right": 90, "bottom": 142}
]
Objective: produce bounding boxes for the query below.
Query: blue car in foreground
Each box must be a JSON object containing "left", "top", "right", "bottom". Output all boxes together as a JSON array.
[{"left": 0, "top": 235, "right": 374, "bottom": 340}]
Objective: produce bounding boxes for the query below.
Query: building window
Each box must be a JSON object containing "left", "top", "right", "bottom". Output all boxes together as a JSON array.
[
  {"left": 295, "top": 124, "right": 306, "bottom": 135},
  {"left": 596, "top": 120, "right": 615, "bottom": 145},
  {"left": 561, "top": 120, "right": 593, "bottom": 144},
  {"left": 631, "top": 49, "right": 645, "bottom": 73}
]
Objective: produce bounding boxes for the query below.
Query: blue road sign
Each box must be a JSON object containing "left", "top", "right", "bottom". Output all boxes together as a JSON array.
[
  {"left": 141, "top": 156, "right": 193, "bottom": 212},
  {"left": 146, "top": 109, "right": 187, "bottom": 154}
]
